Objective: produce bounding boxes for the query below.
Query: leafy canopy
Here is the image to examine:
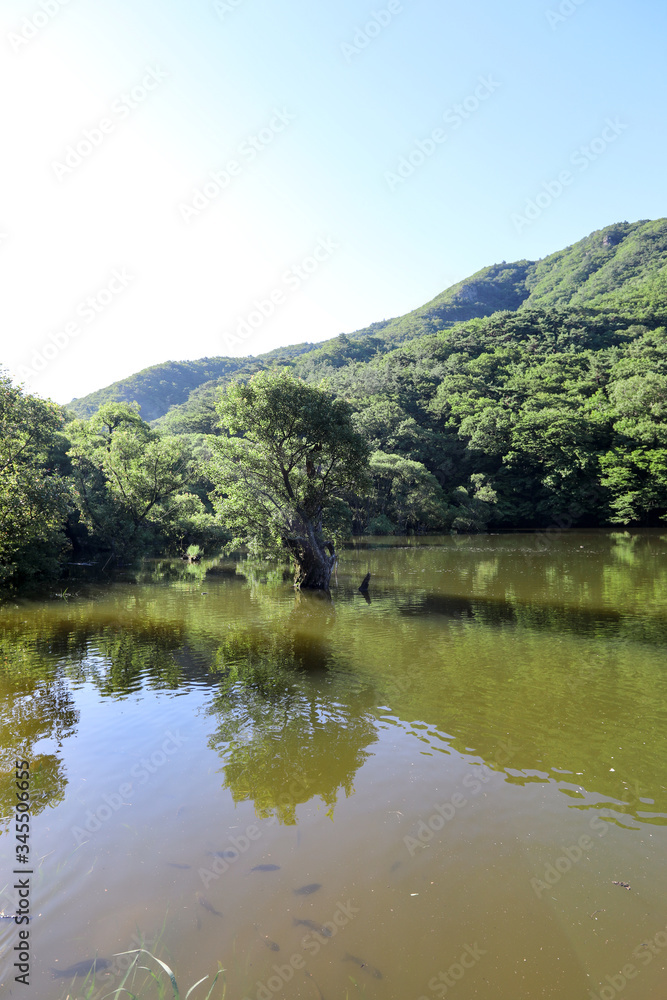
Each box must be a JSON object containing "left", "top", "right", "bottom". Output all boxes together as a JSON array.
[
  {"left": 67, "top": 402, "right": 212, "bottom": 555},
  {"left": 0, "top": 374, "right": 71, "bottom": 584},
  {"left": 209, "top": 370, "right": 370, "bottom": 555}
]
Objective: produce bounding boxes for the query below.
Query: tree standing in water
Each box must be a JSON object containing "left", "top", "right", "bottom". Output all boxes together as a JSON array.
[{"left": 210, "top": 370, "right": 369, "bottom": 590}]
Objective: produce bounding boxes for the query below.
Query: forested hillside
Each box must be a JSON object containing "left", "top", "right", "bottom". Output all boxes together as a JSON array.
[
  {"left": 69, "top": 218, "right": 667, "bottom": 424},
  {"left": 147, "top": 221, "right": 667, "bottom": 536},
  {"left": 67, "top": 343, "right": 316, "bottom": 421},
  {"left": 74, "top": 218, "right": 667, "bottom": 529},
  {"left": 313, "top": 308, "right": 667, "bottom": 530},
  {"left": 4, "top": 220, "right": 667, "bottom": 590}
]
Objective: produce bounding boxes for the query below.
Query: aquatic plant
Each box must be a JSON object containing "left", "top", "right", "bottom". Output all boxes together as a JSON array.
[
  {"left": 103, "top": 949, "right": 225, "bottom": 1000},
  {"left": 57, "top": 949, "right": 225, "bottom": 1000}
]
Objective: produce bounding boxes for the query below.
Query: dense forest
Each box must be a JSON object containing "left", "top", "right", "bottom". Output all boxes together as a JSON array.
[{"left": 3, "top": 219, "right": 667, "bottom": 589}]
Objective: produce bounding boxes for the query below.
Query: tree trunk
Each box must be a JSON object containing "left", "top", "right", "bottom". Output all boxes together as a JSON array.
[
  {"left": 296, "top": 550, "right": 337, "bottom": 590},
  {"left": 285, "top": 523, "right": 337, "bottom": 591}
]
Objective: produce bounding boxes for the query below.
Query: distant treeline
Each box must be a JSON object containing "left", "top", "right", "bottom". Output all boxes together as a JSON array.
[
  {"left": 5, "top": 217, "right": 667, "bottom": 587},
  {"left": 153, "top": 306, "right": 667, "bottom": 536},
  {"left": 3, "top": 305, "right": 667, "bottom": 588}
]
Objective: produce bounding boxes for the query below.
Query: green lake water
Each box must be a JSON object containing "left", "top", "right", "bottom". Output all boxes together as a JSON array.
[{"left": 1, "top": 530, "right": 666, "bottom": 999}]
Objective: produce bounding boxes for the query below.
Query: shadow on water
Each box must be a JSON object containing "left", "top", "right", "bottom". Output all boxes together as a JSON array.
[{"left": 395, "top": 588, "right": 667, "bottom": 642}]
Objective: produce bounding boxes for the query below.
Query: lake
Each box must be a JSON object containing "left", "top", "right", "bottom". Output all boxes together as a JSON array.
[{"left": 1, "top": 530, "right": 666, "bottom": 1000}]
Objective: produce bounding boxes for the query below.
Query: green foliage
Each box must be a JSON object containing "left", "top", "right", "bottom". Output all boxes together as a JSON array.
[
  {"left": 67, "top": 345, "right": 318, "bottom": 423},
  {"left": 60, "top": 220, "right": 667, "bottom": 536},
  {"left": 105, "top": 948, "right": 225, "bottom": 1000},
  {"left": 53, "top": 947, "right": 227, "bottom": 1000},
  {"left": 208, "top": 370, "right": 369, "bottom": 579},
  {"left": 525, "top": 218, "right": 667, "bottom": 317},
  {"left": 599, "top": 369, "right": 667, "bottom": 522},
  {"left": 310, "top": 311, "right": 667, "bottom": 529},
  {"left": 446, "top": 473, "right": 497, "bottom": 532},
  {"left": 0, "top": 374, "right": 72, "bottom": 585},
  {"left": 71, "top": 220, "right": 667, "bottom": 427},
  {"left": 367, "top": 451, "right": 450, "bottom": 532},
  {"left": 6, "top": 219, "right": 667, "bottom": 590},
  {"left": 67, "top": 403, "right": 221, "bottom": 558}
]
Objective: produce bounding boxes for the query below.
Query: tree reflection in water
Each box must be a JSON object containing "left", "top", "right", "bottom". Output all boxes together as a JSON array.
[
  {"left": 207, "top": 591, "right": 379, "bottom": 824},
  {"left": 0, "top": 634, "right": 78, "bottom": 832}
]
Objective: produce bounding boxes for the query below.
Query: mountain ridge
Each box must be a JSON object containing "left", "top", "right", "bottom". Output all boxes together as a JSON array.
[{"left": 66, "top": 218, "right": 667, "bottom": 423}]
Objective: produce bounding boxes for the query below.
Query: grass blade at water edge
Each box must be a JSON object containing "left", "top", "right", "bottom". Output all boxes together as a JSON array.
[
  {"left": 137, "top": 965, "right": 167, "bottom": 999},
  {"left": 199, "top": 969, "right": 225, "bottom": 1000},
  {"left": 184, "top": 975, "right": 209, "bottom": 998},
  {"left": 99, "top": 952, "right": 140, "bottom": 999}
]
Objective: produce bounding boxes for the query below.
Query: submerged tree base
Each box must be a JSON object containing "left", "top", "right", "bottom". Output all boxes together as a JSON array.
[{"left": 288, "top": 539, "right": 337, "bottom": 591}]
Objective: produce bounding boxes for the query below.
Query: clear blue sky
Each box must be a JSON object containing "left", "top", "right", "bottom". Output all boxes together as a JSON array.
[{"left": 2, "top": 0, "right": 665, "bottom": 402}]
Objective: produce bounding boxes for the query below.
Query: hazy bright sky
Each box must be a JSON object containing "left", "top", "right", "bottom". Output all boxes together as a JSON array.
[{"left": 2, "top": 0, "right": 665, "bottom": 404}]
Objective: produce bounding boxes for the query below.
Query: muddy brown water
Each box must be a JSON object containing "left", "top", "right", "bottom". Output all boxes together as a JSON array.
[{"left": 1, "top": 531, "right": 666, "bottom": 999}]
